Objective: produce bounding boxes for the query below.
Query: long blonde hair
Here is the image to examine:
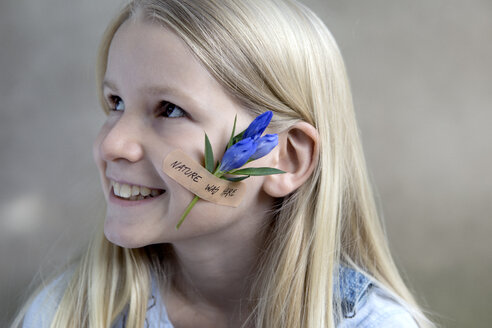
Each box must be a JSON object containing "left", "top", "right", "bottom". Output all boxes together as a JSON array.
[{"left": 15, "top": 0, "right": 432, "bottom": 327}]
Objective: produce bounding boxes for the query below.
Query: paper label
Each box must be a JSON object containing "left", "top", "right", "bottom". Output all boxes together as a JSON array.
[{"left": 162, "top": 149, "right": 247, "bottom": 207}]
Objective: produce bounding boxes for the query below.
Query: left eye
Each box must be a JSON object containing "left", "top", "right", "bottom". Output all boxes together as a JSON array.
[{"left": 159, "top": 101, "right": 186, "bottom": 118}]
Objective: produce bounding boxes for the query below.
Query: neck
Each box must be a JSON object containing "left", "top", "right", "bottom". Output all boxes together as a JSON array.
[
  {"left": 170, "top": 222, "right": 267, "bottom": 312},
  {"left": 162, "top": 190, "right": 275, "bottom": 326}
]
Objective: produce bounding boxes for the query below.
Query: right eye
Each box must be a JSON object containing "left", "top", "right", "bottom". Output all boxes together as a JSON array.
[{"left": 108, "top": 95, "right": 125, "bottom": 111}]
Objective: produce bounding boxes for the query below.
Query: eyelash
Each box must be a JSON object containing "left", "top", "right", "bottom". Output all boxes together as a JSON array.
[
  {"left": 107, "top": 95, "right": 186, "bottom": 118},
  {"left": 158, "top": 101, "right": 186, "bottom": 118},
  {"left": 108, "top": 95, "right": 124, "bottom": 111}
]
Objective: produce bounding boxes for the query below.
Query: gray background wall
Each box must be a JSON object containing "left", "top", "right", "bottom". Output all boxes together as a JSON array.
[{"left": 1, "top": 0, "right": 491, "bottom": 327}]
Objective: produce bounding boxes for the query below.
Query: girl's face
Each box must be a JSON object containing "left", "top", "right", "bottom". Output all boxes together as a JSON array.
[{"left": 93, "top": 17, "right": 274, "bottom": 248}]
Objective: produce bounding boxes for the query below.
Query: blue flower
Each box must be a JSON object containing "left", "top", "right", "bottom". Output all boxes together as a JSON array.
[
  {"left": 219, "top": 137, "right": 257, "bottom": 172},
  {"left": 243, "top": 111, "right": 273, "bottom": 141},
  {"left": 250, "top": 134, "right": 278, "bottom": 160}
]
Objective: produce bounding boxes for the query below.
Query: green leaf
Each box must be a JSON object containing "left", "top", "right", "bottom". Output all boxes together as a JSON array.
[
  {"left": 220, "top": 175, "right": 250, "bottom": 182},
  {"left": 228, "top": 167, "right": 286, "bottom": 176},
  {"left": 227, "top": 115, "right": 237, "bottom": 150},
  {"left": 204, "top": 133, "right": 214, "bottom": 173}
]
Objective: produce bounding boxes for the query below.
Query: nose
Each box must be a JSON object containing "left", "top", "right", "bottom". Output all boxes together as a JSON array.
[{"left": 99, "top": 113, "right": 144, "bottom": 163}]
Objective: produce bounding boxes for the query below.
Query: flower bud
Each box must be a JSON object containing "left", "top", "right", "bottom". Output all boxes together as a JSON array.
[
  {"left": 243, "top": 111, "right": 273, "bottom": 141},
  {"left": 250, "top": 134, "right": 278, "bottom": 160},
  {"left": 219, "top": 138, "right": 257, "bottom": 172}
]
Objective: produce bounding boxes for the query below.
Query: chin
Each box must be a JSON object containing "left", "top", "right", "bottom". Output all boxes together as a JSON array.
[{"left": 104, "top": 220, "right": 152, "bottom": 249}]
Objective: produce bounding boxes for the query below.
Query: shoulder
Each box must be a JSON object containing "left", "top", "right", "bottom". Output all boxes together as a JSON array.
[
  {"left": 340, "top": 286, "right": 418, "bottom": 328},
  {"left": 22, "top": 274, "right": 70, "bottom": 328},
  {"left": 337, "top": 267, "right": 418, "bottom": 328}
]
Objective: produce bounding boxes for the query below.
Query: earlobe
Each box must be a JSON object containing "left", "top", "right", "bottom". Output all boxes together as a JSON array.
[{"left": 263, "top": 122, "right": 319, "bottom": 198}]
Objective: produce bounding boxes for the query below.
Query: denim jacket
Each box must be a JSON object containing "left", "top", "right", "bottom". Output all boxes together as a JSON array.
[
  {"left": 336, "top": 266, "right": 418, "bottom": 327},
  {"left": 24, "top": 267, "right": 418, "bottom": 327}
]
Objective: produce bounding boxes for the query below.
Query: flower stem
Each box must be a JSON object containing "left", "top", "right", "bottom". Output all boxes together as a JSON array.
[
  {"left": 175, "top": 195, "right": 200, "bottom": 230},
  {"left": 175, "top": 169, "right": 224, "bottom": 230}
]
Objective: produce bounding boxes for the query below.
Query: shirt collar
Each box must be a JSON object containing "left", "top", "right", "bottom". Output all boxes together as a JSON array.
[{"left": 338, "top": 265, "right": 373, "bottom": 318}]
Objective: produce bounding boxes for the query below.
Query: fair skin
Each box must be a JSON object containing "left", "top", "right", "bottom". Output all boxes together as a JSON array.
[{"left": 93, "top": 15, "right": 318, "bottom": 328}]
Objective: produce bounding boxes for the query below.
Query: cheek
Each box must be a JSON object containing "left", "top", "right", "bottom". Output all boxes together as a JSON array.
[{"left": 188, "top": 177, "right": 270, "bottom": 227}]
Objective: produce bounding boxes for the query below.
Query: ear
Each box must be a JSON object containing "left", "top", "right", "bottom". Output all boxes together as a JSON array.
[{"left": 263, "top": 122, "right": 319, "bottom": 197}]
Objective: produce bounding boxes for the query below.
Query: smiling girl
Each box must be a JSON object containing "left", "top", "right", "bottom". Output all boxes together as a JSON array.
[{"left": 15, "top": 0, "right": 433, "bottom": 327}]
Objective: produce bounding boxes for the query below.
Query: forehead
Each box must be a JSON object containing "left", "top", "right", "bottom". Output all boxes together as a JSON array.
[{"left": 105, "top": 17, "right": 220, "bottom": 96}]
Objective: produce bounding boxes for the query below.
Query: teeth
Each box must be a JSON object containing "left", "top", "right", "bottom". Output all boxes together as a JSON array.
[
  {"left": 111, "top": 180, "right": 164, "bottom": 200},
  {"left": 120, "top": 184, "right": 132, "bottom": 198},
  {"left": 140, "top": 187, "right": 151, "bottom": 196},
  {"left": 113, "top": 182, "right": 120, "bottom": 195}
]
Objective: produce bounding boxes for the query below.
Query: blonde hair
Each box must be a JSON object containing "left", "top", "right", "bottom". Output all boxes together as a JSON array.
[{"left": 14, "top": 0, "right": 433, "bottom": 327}]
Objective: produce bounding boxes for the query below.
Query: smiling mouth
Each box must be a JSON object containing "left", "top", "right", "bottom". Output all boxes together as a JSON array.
[{"left": 110, "top": 180, "right": 166, "bottom": 201}]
